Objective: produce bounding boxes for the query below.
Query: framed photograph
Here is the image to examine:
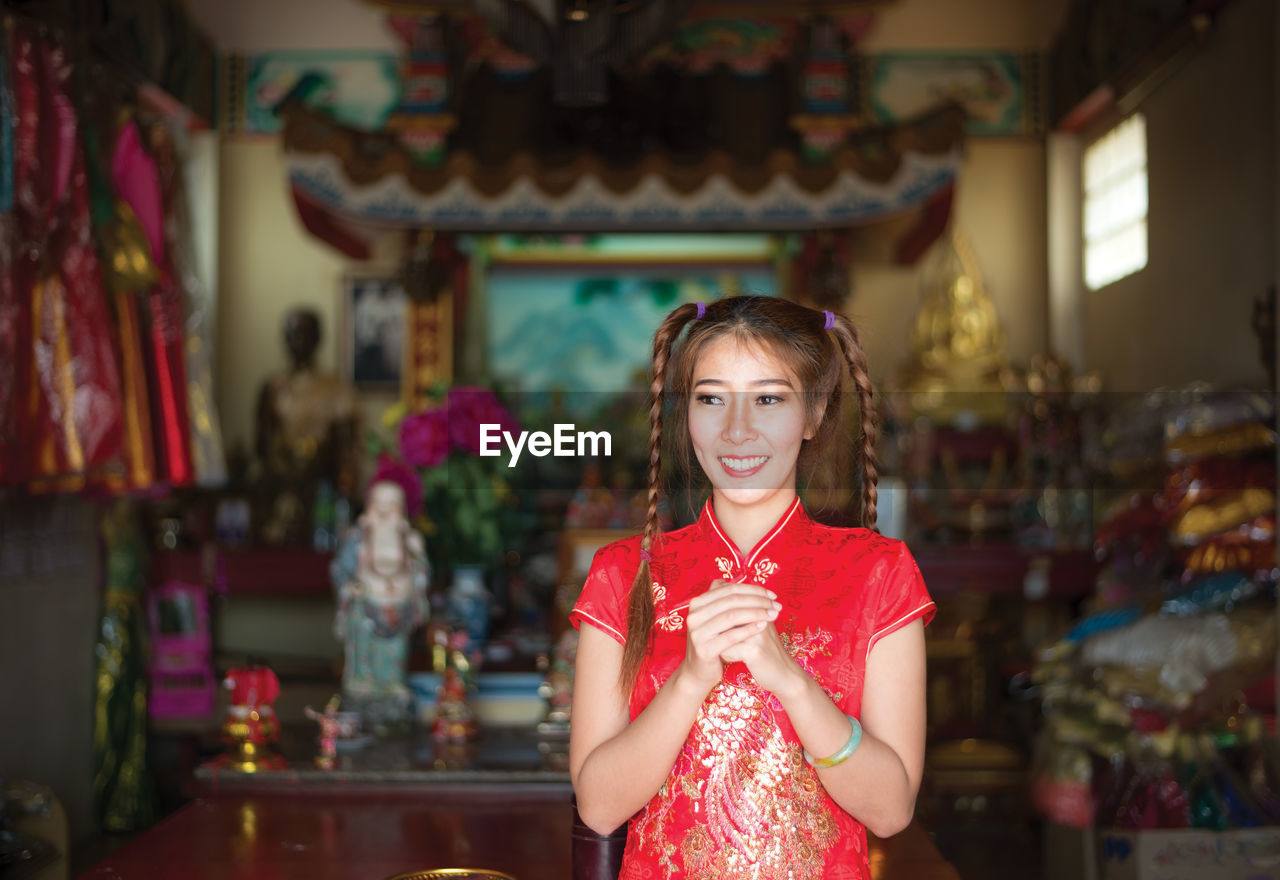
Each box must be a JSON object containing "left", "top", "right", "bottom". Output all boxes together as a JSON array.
[{"left": 343, "top": 274, "right": 407, "bottom": 390}]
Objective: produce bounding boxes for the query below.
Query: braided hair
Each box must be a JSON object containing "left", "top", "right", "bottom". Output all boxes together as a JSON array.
[{"left": 619, "top": 296, "right": 879, "bottom": 695}]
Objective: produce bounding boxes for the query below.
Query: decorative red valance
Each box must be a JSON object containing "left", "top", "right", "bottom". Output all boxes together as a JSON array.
[{"left": 281, "top": 99, "right": 965, "bottom": 257}]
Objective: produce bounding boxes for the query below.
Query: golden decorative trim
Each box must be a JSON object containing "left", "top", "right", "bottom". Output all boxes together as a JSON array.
[{"left": 405, "top": 294, "right": 454, "bottom": 408}]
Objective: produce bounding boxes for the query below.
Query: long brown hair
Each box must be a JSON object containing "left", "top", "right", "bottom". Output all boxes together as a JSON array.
[{"left": 619, "top": 296, "right": 879, "bottom": 695}]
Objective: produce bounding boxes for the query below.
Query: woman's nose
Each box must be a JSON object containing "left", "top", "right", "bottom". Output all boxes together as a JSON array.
[{"left": 723, "top": 394, "right": 756, "bottom": 442}]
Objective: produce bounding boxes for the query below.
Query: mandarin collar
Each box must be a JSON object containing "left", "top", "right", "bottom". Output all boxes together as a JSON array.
[{"left": 697, "top": 495, "right": 807, "bottom": 572}]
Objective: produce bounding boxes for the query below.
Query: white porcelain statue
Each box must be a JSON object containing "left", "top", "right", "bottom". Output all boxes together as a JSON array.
[{"left": 330, "top": 480, "right": 430, "bottom": 727}]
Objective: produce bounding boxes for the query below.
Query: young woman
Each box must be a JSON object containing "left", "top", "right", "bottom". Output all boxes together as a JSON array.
[{"left": 569, "top": 296, "right": 935, "bottom": 880}]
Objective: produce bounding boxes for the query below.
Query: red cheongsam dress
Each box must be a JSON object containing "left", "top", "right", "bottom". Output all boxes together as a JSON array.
[{"left": 570, "top": 496, "right": 935, "bottom": 880}]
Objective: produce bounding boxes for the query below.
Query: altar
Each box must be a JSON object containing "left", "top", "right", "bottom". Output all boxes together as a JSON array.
[{"left": 78, "top": 725, "right": 962, "bottom": 880}]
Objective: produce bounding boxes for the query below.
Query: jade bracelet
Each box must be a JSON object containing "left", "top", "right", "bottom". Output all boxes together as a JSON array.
[{"left": 803, "top": 715, "right": 862, "bottom": 768}]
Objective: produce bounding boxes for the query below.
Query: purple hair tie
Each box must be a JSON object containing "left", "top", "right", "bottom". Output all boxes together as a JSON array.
[
  {"left": 639, "top": 548, "right": 652, "bottom": 562},
  {"left": 823, "top": 310, "right": 836, "bottom": 330},
  {"left": 695, "top": 302, "right": 706, "bottom": 320}
]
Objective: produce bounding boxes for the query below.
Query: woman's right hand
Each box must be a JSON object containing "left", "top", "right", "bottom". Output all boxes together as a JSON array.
[{"left": 680, "top": 580, "right": 781, "bottom": 692}]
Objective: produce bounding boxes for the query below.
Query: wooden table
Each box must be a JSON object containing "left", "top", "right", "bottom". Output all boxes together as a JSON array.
[{"left": 78, "top": 789, "right": 962, "bottom": 880}]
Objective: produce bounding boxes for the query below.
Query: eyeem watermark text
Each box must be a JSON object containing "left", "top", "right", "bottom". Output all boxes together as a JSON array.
[{"left": 479, "top": 424, "right": 612, "bottom": 467}]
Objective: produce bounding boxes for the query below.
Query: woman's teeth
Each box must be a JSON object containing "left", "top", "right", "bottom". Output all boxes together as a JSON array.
[{"left": 721, "top": 456, "right": 768, "bottom": 471}]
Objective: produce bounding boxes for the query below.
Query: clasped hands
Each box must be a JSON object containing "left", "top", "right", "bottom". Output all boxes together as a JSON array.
[{"left": 681, "top": 576, "right": 802, "bottom": 698}]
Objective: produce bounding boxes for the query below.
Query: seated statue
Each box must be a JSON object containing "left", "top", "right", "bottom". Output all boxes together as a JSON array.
[
  {"left": 898, "top": 231, "right": 1012, "bottom": 425},
  {"left": 255, "top": 307, "right": 360, "bottom": 543},
  {"left": 330, "top": 479, "right": 430, "bottom": 729}
]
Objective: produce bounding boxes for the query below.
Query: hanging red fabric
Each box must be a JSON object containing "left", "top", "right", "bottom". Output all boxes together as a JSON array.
[
  {"left": 112, "top": 119, "right": 194, "bottom": 488},
  {"left": 5, "top": 23, "right": 125, "bottom": 490}
]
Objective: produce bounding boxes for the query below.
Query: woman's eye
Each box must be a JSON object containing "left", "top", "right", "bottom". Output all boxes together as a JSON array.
[
  {"left": 757, "top": 394, "right": 785, "bottom": 405},
  {"left": 695, "top": 393, "right": 723, "bottom": 405}
]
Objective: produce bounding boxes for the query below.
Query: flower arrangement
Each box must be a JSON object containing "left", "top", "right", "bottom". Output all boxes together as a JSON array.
[{"left": 379, "top": 386, "right": 526, "bottom": 574}]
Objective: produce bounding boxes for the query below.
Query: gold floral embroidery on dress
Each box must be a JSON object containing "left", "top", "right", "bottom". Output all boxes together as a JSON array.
[
  {"left": 753, "top": 558, "right": 779, "bottom": 583},
  {"left": 634, "top": 629, "right": 840, "bottom": 880},
  {"left": 657, "top": 609, "right": 685, "bottom": 632},
  {"left": 782, "top": 628, "right": 839, "bottom": 698},
  {"left": 716, "top": 557, "right": 735, "bottom": 578},
  {"left": 653, "top": 582, "right": 685, "bottom": 631}
]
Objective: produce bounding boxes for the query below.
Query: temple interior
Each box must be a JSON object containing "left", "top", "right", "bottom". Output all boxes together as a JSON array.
[{"left": 2, "top": 0, "right": 1279, "bottom": 878}]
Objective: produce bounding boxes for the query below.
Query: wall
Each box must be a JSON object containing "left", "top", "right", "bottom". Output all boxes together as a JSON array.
[
  {"left": 853, "top": 0, "right": 1069, "bottom": 385},
  {"left": 1079, "top": 0, "right": 1276, "bottom": 390},
  {"left": 190, "top": 0, "right": 401, "bottom": 461},
  {"left": 864, "top": 0, "right": 1068, "bottom": 49},
  {"left": 851, "top": 141, "right": 1050, "bottom": 387},
  {"left": 189, "top": 0, "right": 396, "bottom": 52},
  {"left": 0, "top": 497, "right": 101, "bottom": 844},
  {"left": 214, "top": 140, "right": 400, "bottom": 463}
]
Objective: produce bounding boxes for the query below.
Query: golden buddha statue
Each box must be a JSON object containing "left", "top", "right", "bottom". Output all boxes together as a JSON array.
[{"left": 898, "top": 230, "right": 1012, "bottom": 424}]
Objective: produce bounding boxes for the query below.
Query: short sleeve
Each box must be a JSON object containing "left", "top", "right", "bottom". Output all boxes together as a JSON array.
[
  {"left": 568, "top": 540, "right": 640, "bottom": 646},
  {"left": 868, "top": 541, "right": 935, "bottom": 653}
]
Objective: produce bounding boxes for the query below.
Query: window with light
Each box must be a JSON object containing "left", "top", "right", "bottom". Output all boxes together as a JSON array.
[{"left": 1083, "top": 114, "right": 1148, "bottom": 290}]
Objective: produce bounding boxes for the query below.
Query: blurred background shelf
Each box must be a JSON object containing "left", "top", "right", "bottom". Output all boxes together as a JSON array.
[{"left": 152, "top": 547, "right": 333, "bottom": 596}]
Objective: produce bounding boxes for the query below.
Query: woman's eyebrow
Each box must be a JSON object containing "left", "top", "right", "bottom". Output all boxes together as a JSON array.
[{"left": 692, "top": 378, "right": 796, "bottom": 388}]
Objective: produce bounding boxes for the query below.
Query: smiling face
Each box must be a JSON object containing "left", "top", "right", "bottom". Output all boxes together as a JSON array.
[
  {"left": 365, "top": 481, "right": 406, "bottom": 523},
  {"left": 687, "top": 335, "right": 814, "bottom": 529}
]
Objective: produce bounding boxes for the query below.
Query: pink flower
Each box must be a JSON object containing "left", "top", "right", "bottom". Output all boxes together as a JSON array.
[
  {"left": 399, "top": 408, "right": 450, "bottom": 469},
  {"left": 446, "top": 387, "right": 520, "bottom": 454},
  {"left": 370, "top": 454, "right": 423, "bottom": 516}
]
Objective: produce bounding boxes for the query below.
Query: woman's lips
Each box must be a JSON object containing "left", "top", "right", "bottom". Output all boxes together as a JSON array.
[{"left": 719, "top": 455, "right": 769, "bottom": 478}]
